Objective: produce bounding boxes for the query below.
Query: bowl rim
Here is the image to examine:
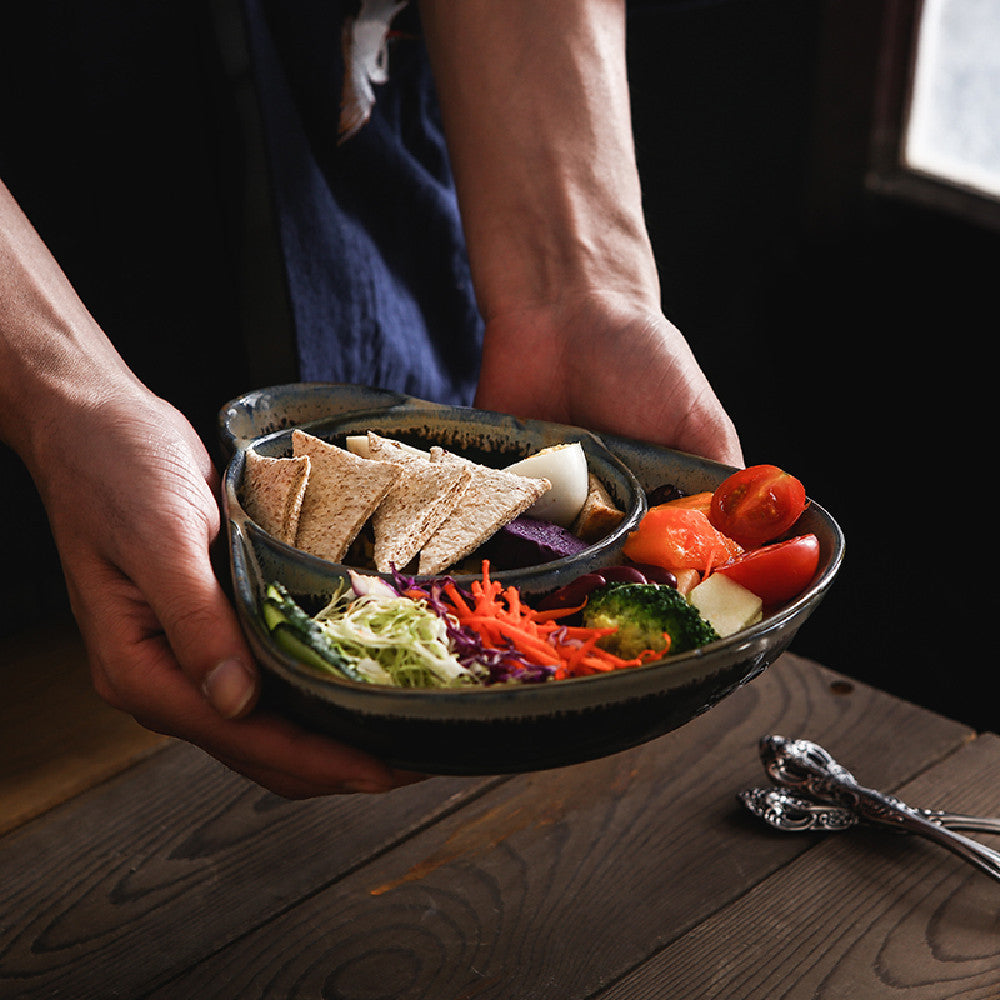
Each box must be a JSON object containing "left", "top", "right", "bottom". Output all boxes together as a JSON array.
[{"left": 220, "top": 395, "right": 844, "bottom": 722}]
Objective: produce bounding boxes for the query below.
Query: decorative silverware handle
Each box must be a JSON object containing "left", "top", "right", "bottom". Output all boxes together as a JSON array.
[
  {"left": 760, "top": 736, "right": 1000, "bottom": 882},
  {"left": 927, "top": 811, "right": 1000, "bottom": 834},
  {"left": 741, "top": 786, "right": 1000, "bottom": 836}
]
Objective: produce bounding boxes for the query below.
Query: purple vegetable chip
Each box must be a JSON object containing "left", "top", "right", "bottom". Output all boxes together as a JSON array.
[{"left": 480, "top": 515, "right": 589, "bottom": 570}]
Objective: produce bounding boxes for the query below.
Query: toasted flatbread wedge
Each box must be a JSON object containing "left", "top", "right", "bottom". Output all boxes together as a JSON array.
[
  {"left": 345, "top": 433, "right": 428, "bottom": 461},
  {"left": 242, "top": 449, "right": 311, "bottom": 545},
  {"left": 291, "top": 429, "right": 402, "bottom": 562},
  {"left": 368, "top": 434, "right": 472, "bottom": 572},
  {"left": 418, "top": 448, "right": 551, "bottom": 576},
  {"left": 364, "top": 431, "right": 431, "bottom": 466},
  {"left": 571, "top": 473, "right": 625, "bottom": 543}
]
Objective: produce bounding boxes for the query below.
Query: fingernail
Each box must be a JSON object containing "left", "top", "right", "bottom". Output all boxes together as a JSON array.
[{"left": 203, "top": 658, "right": 256, "bottom": 719}]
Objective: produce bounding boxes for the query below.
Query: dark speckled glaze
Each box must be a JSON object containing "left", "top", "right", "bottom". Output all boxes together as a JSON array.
[{"left": 219, "top": 384, "right": 845, "bottom": 775}]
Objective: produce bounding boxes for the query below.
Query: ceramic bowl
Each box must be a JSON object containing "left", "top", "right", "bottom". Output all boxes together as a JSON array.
[
  {"left": 219, "top": 384, "right": 845, "bottom": 775},
  {"left": 226, "top": 402, "right": 645, "bottom": 597}
]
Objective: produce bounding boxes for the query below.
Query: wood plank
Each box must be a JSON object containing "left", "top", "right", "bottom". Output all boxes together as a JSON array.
[
  {"left": 0, "top": 740, "right": 500, "bottom": 1000},
  {"left": 117, "top": 654, "right": 969, "bottom": 1000},
  {"left": 0, "top": 617, "right": 166, "bottom": 835},
  {"left": 0, "top": 653, "right": 974, "bottom": 999},
  {"left": 596, "top": 732, "right": 1000, "bottom": 1000}
]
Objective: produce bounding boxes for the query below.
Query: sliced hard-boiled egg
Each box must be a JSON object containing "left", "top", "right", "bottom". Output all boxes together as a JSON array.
[
  {"left": 506, "top": 442, "right": 589, "bottom": 527},
  {"left": 344, "top": 434, "right": 372, "bottom": 458}
]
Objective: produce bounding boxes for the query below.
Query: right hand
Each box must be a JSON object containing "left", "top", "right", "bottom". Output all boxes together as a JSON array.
[
  {"left": 474, "top": 291, "right": 743, "bottom": 468},
  {"left": 27, "top": 383, "right": 422, "bottom": 798}
]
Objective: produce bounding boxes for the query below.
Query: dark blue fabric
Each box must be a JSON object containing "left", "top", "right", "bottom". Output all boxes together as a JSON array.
[
  {"left": 243, "top": 0, "right": 483, "bottom": 406},
  {"left": 241, "top": 0, "right": 751, "bottom": 407}
]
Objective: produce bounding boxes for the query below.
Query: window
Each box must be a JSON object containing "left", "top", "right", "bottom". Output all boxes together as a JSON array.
[{"left": 870, "top": 0, "right": 1000, "bottom": 228}]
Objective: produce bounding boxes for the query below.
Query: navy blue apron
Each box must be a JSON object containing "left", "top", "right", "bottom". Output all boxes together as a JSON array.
[{"left": 243, "top": 0, "right": 484, "bottom": 406}]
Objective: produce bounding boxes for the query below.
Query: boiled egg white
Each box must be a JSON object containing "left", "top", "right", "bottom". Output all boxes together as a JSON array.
[{"left": 506, "top": 442, "right": 589, "bottom": 527}]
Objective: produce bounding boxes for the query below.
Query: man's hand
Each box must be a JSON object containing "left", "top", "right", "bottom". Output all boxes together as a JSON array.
[
  {"left": 27, "top": 386, "right": 419, "bottom": 798},
  {"left": 421, "top": 0, "right": 743, "bottom": 469},
  {"left": 474, "top": 292, "right": 743, "bottom": 468},
  {"left": 2, "top": 178, "right": 419, "bottom": 798}
]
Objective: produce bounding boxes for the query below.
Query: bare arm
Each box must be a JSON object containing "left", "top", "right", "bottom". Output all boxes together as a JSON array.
[
  {"left": 0, "top": 179, "right": 416, "bottom": 797},
  {"left": 419, "top": 0, "right": 742, "bottom": 466}
]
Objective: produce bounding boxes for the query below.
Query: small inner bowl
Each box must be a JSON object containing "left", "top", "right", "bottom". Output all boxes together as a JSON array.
[{"left": 229, "top": 403, "right": 647, "bottom": 597}]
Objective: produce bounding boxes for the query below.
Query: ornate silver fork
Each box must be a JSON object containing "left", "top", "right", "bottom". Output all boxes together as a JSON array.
[{"left": 743, "top": 735, "right": 1000, "bottom": 882}]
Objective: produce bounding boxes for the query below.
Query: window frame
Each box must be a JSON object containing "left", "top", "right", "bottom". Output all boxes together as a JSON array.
[{"left": 867, "top": 0, "right": 1000, "bottom": 230}]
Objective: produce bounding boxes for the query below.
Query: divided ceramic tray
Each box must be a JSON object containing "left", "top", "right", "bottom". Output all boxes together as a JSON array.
[{"left": 219, "top": 383, "right": 844, "bottom": 775}]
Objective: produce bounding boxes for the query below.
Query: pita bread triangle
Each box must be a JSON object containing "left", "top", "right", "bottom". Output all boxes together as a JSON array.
[
  {"left": 242, "top": 448, "right": 311, "bottom": 545},
  {"left": 418, "top": 447, "right": 551, "bottom": 576},
  {"left": 363, "top": 431, "right": 428, "bottom": 464},
  {"left": 366, "top": 432, "right": 472, "bottom": 572},
  {"left": 291, "top": 429, "right": 402, "bottom": 563}
]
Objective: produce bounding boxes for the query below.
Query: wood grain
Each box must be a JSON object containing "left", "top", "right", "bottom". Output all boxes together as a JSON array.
[
  {"left": 0, "top": 617, "right": 166, "bottom": 836},
  {"left": 0, "top": 654, "right": 977, "bottom": 1000},
  {"left": 598, "top": 733, "right": 1000, "bottom": 1000},
  {"left": 0, "top": 744, "right": 500, "bottom": 1000},
  {"left": 144, "top": 655, "right": 966, "bottom": 1000}
]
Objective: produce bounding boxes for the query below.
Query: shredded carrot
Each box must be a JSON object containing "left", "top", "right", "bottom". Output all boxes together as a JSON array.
[
  {"left": 435, "top": 561, "right": 666, "bottom": 680},
  {"left": 525, "top": 601, "right": 587, "bottom": 622}
]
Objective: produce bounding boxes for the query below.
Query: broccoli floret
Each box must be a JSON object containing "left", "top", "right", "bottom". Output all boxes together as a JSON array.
[{"left": 582, "top": 583, "right": 719, "bottom": 658}]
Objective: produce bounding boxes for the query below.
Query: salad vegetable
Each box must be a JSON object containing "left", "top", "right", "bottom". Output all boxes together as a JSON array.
[
  {"left": 581, "top": 582, "right": 720, "bottom": 658},
  {"left": 262, "top": 563, "right": 666, "bottom": 688},
  {"left": 622, "top": 505, "right": 741, "bottom": 575},
  {"left": 262, "top": 583, "right": 367, "bottom": 683},
  {"left": 260, "top": 462, "right": 822, "bottom": 689},
  {"left": 708, "top": 465, "right": 807, "bottom": 549},
  {"left": 713, "top": 533, "right": 820, "bottom": 608},
  {"left": 658, "top": 491, "right": 714, "bottom": 516},
  {"left": 619, "top": 464, "right": 819, "bottom": 614},
  {"left": 264, "top": 581, "right": 474, "bottom": 686},
  {"left": 410, "top": 564, "right": 663, "bottom": 681}
]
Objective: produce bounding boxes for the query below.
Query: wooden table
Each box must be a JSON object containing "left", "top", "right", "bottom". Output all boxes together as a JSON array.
[{"left": 2, "top": 622, "right": 999, "bottom": 1000}]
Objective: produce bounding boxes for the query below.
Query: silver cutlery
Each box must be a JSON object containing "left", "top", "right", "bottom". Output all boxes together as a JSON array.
[
  {"left": 742, "top": 735, "right": 1000, "bottom": 882},
  {"left": 740, "top": 785, "right": 1000, "bottom": 835}
]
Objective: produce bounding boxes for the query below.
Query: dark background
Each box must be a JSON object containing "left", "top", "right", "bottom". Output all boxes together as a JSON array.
[
  {"left": 629, "top": 0, "right": 997, "bottom": 732},
  {"left": 3, "top": 0, "right": 996, "bottom": 732}
]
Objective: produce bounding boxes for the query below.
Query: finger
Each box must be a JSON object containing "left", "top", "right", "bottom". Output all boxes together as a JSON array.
[
  {"left": 206, "top": 713, "right": 429, "bottom": 798},
  {"left": 129, "top": 652, "right": 422, "bottom": 797},
  {"left": 71, "top": 555, "right": 423, "bottom": 798},
  {"left": 87, "top": 607, "right": 419, "bottom": 797},
  {"left": 132, "top": 524, "right": 260, "bottom": 721}
]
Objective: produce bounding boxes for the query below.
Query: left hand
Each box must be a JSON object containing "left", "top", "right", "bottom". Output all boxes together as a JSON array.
[{"left": 473, "top": 290, "right": 744, "bottom": 469}]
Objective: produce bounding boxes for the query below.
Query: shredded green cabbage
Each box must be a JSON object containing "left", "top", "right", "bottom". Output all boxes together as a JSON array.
[{"left": 314, "top": 593, "right": 474, "bottom": 688}]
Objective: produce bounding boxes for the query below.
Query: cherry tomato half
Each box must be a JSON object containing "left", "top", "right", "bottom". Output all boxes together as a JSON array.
[
  {"left": 714, "top": 533, "right": 820, "bottom": 607},
  {"left": 709, "top": 465, "right": 807, "bottom": 549},
  {"left": 623, "top": 506, "right": 741, "bottom": 575}
]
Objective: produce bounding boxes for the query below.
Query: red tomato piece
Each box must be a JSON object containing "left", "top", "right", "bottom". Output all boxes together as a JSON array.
[
  {"left": 709, "top": 465, "right": 808, "bottom": 549},
  {"left": 714, "top": 534, "right": 820, "bottom": 607},
  {"left": 623, "top": 506, "right": 742, "bottom": 575},
  {"left": 660, "top": 491, "right": 714, "bottom": 517}
]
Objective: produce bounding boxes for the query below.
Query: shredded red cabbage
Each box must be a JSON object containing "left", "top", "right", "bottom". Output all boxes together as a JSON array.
[{"left": 390, "top": 568, "right": 556, "bottom": 685}]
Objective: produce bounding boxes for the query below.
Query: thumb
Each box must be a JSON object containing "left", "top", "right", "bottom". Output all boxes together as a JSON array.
[{"left": 149, "top": 540, "right": 259, "bottom": 721}]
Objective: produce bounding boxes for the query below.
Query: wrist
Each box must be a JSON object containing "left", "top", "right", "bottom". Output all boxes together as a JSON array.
[
  {"left": 0, "top": 308, "right": 138, "bottom": 468},
  {"left": 420, "top": 0, "right": 659, "bottom": 318},
  {"left": 0, "top": 180, "right": 140, "bottom": 467}
]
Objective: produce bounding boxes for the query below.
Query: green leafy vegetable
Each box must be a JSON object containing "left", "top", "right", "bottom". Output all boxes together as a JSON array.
[
  {"left": 581, "top": 582, "right": 719, "bottom": 658},
  {"left": 263, "top": 582, "right": 474, "bottom": 688}
]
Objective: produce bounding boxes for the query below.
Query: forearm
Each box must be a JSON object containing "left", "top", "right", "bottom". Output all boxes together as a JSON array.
[
  {"left": 418, "top": 0, "right": 659, "bottom": 320},
  {"left": 0, "top": 179, "right": 140, "bottom": 466}
]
